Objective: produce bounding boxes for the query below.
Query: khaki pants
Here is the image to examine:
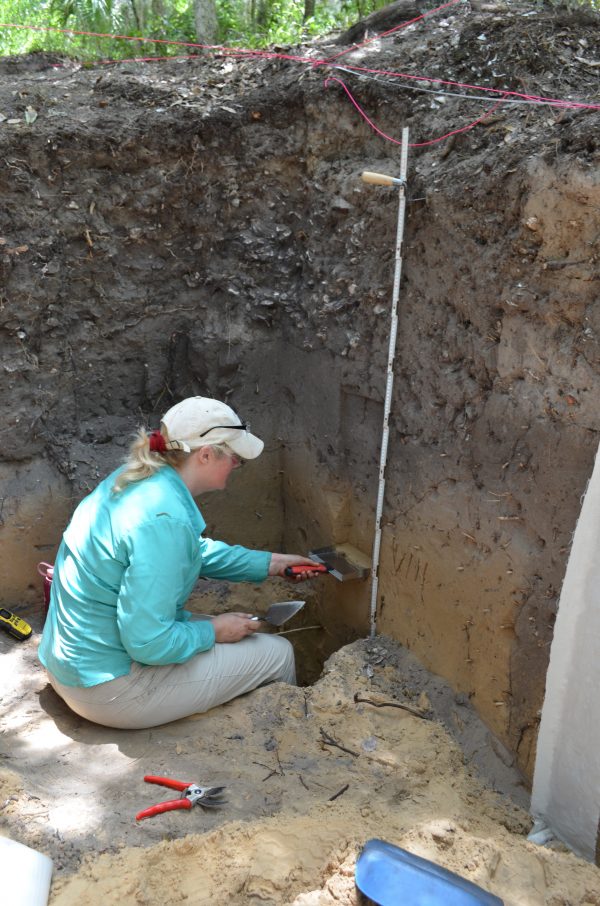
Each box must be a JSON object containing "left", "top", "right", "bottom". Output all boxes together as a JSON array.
[{"left": 47, "top": 633, "right": 295, "bottom": 730}]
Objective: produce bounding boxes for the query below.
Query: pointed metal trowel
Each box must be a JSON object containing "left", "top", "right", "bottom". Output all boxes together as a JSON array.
[{"left": 250, "top": 601, "right": 305, "bottom": 627}]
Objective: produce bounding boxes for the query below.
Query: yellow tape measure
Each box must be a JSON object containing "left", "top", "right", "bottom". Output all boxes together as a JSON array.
[{"left": 0, "top": 608, "right": 32, "bottom": 641}]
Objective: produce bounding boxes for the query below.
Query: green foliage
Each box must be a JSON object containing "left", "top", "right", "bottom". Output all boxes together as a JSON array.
[
  {"left": 0, "top": 1, "right": 60, "bottom": 55},
  {"left": 0, "top": 0, "right": 379, "bottom": 58},
  {"left": 0, "top": 0, "right": 195, "bottom": 59},
  {"left": 0, "top": 0, "right": 598, "bottom": 61},
  {"left": 217, "top": 0, "right": 350, "bottom": 47}
]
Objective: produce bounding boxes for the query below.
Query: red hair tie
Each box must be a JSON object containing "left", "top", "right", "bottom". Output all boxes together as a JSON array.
[{"left": 149, "top": 430, "right": 167, "bottom": 453}]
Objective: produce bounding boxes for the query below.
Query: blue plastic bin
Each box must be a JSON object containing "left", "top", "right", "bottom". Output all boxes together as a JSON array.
[{"left": 355, "top": 838, "right": 503, "bottom": 905}]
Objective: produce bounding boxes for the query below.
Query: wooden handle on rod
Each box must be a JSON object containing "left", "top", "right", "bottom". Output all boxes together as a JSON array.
[{"left": 361, "top": 171, "right": 403, "bottom": 186}]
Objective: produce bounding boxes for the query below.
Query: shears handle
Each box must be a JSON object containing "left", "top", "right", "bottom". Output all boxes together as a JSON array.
[
  {"left": 144, "top": 775, "right": 191, "bottom": 791},
  {"left": 285, "top": 564, "right": 329, "bottom": 576},
  {"left": 136, "top": 799, "right": 192, "bottom": 821}
]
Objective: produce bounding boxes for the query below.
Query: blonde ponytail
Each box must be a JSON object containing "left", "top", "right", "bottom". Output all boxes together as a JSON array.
[
  {"left": 112, "top": 429, "right": 186, "bottom": 493},
  {"left": 112, "top": 429, "right": 233, "bottom": 493}
]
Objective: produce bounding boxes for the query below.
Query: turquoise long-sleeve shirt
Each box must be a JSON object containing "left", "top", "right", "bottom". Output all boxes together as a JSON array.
[{"left": 38, "top": 465, "right": 271, "bottom": 687}]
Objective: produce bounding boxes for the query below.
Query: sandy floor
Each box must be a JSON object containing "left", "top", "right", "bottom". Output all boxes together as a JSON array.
[{"left": 2, "top": 588, "right": 600, "bottom": 906}]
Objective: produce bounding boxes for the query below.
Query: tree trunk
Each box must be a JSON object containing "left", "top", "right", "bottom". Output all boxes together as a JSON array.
[
  {"left": 194, "top": 0, "right": 219, "bottom": 44},
  {"left": 129, "top": 0, "right": 142, "bottom": 31},
  {"left": 337, "top": 0, "right": 419, "bottom": 45},
  {"left": 128, "top": 0, "right": 165, "bottom": 33},
  {"left": 304, "top": 0, "right": 315, "bottom": 22}
]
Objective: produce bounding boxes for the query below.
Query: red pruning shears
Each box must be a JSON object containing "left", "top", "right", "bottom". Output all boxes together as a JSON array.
[
  {"left": 284, "top": 563, "right": 329, "bottom": 577},
  {"left": 135, "top": 775, "right": 226, "bottom": 821}
]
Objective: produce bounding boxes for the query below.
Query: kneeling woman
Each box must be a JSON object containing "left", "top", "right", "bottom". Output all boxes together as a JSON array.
[{"left": 38, "top": 396, "right": 318, "bottom": 729}]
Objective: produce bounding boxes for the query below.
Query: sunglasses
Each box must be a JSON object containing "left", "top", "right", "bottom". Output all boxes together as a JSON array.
[{"left": 198, "top": 423, "right": 249, "bottom": 438}]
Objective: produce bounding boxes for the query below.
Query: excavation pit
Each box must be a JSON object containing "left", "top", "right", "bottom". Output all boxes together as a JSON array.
[
  {"left": 1, "top": 4, "right": 600, "bottom": 898},
  {"left": 2, "top": 39, "right": 599, "bottom": 779},
  {"left": 186, "top": 577, "right": 343, "bottom": 687}
]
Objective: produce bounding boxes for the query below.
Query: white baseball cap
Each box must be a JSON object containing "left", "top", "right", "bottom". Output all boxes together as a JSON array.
[{"left": 160, "top": 397, "right": 264, "bottom": 460}]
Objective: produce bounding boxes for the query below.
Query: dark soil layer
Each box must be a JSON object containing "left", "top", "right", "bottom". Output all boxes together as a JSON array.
[{"left": 0, "top": 0, "right": 599, "bottom": 780}]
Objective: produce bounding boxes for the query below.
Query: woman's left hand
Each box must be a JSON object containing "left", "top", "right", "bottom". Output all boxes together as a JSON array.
[{"left": 268, "top": 553, "right": 326, "bottom": 582}]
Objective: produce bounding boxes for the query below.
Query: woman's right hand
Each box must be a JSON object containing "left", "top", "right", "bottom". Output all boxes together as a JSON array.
[{"left": 212, "top": 613, "right": 259, "bottom": 643}]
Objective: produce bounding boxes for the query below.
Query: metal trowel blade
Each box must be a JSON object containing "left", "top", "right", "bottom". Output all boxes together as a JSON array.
[{"left": 263, "top": 601, "right": 305, "bottom": 626}]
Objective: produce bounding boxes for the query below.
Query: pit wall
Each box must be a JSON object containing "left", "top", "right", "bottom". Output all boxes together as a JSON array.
[
  {"left": 278, "top": 158, "right": 600, "bottom": 780},
  {"left": 1, "top": 75, "right": 598, "bottom": 780},
  {"left": 0, "top": 460, "right": 74, "bottom": 606}
]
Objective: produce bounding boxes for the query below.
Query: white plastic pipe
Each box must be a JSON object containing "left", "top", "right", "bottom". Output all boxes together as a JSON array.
[
  {"left": 1, "top": 838, "right": 53, "bottom": 906},
  {"left": 361, "top": 128, "right": 410, "bottom": 639},
  {"left": 530, "top": 439, "right": 600, "bottom": 862}
]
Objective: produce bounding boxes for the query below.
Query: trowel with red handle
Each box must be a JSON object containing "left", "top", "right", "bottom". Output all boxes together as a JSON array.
[
  {"left": 284, "top": 564, "right": 329, "bottom": 577},
  {"left": 250, "top": 601, "right": 305, "bottom": 626}
]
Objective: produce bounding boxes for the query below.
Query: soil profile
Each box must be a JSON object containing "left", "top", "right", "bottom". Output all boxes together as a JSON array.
[{"left": 1, "top": 0, "right": 600, "bottom": 901}]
